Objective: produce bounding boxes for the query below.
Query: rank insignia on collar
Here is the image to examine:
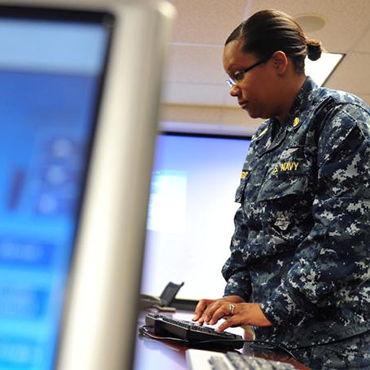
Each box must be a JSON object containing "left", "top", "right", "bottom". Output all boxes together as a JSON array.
[
  {"left": 258, "top": 127, "right": 268, "bottom": 138},
  {"left": 293, "top": 117, "right": 300, "bottom": 127},
  {"left": 241, "top": 171, "right": 249, "bottom": 179}
]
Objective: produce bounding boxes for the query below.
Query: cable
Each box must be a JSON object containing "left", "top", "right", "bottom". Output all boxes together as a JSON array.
[{"left": 138, "top": 325, "right": 189, "bottom": 344}]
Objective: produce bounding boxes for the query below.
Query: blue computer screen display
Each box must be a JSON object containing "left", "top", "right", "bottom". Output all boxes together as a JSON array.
[
  {"left": 141, "top": 133, "right": 251, "bottom": 300},
  {"left": 0, "top": 11, "right": 111, "bottom": 370}
]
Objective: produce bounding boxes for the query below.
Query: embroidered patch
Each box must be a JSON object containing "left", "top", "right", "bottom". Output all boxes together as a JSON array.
[
  {"left": 272, "top": 161, "right": 300, "bottom": 174},
  {"left": 274, "top": 213, "right": 290, "bottom": 231}
]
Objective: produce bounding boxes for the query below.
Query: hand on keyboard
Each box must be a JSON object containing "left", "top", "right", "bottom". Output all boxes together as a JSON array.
[
  {"left": 192, "top": 296, "right": 244, "bottom": 326},
  {"left": 215, "top": 303, "right": 272, "bottom": 332},
  {"left": 192, "top": 297, "right": 272, "bottom": 330},
  {"left": 144, "top": 313, "right": 244, "bottom": 350}
]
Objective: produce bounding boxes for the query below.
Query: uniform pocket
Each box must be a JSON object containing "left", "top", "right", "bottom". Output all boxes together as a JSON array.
[
  {"left": 257, "top": 173, "right": 308, "bottom": 202},
  {"left": 258, "top": 145, "right": 311, "bottom": 202},
  {"left": 256, "top": 171, "right": 313, "bottom": 238},
  {"left": 235, "top": 170, "right": 251, "bottom": 204}
]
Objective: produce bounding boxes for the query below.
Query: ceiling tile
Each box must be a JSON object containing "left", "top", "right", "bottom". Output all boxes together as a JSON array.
[
  {"left": 159, "top": 0, "right": 370, "bottom": 134},
  {"left": 162, "top": 82, "right": 226, "bottom": 106},
  {"left": 161, "top": 104, "right": 222, "bottom": 124},
  {"left": 169, "top": 0, "right": 249, "bottom": 44},
  {"left": 325, "top": 53, "right": 370, "bottom": 94},
  {"left": 354, "top": 27, "right": 370, "bottom": 53},
  {"left": 248, "top": 0, "right": 370, "bottom": 53},
  {"left": 164, "top": 44, "right": 225, "bottom": 84},
  {"left": 220, "top": 107, "right": 262, "bottom": 131}
]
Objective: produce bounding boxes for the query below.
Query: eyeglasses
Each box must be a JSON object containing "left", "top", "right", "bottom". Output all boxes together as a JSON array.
[{"left": 226, "top": 57, "right": 270, "bottom": 88}]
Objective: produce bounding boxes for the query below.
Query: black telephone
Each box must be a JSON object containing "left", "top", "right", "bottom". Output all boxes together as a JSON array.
[{"left": 140, "top": 282, "right": 184, "bottom": 311}]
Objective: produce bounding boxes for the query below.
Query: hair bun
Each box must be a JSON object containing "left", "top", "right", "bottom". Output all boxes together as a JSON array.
[{"left": 306, "top": 38, "right": 323, "bottom": 61}]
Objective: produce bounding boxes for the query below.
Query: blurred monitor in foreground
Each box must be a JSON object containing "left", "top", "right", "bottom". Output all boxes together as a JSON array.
[
  {"left": 0, "top": 1, "right": 175, "bottom": 370},
  {"left": 141, "top": 133, "right": 251, "bottom": 301}
]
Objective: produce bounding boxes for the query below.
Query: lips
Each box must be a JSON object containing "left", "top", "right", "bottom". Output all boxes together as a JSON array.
[{"left": 239, "top": 101, "right": 248, "bottom": 110}]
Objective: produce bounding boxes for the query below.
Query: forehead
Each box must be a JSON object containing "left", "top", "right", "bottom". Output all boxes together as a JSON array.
[{"left": 223, "top": 39, "right": 257, "bottom": 73}]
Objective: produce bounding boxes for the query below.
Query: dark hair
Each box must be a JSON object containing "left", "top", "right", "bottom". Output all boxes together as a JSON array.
[{"left": 225, "top": 9, "right": 324, "bottom": 74}]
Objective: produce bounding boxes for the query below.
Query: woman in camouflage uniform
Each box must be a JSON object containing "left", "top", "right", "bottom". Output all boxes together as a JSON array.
[{"left": 193, "top": 9, "right": 370, "bottom": 370}]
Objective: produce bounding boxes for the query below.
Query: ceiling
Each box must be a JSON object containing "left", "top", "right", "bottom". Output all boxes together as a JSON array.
[{"left": 160, "top": 0, "right": 370, "bottom": 136}]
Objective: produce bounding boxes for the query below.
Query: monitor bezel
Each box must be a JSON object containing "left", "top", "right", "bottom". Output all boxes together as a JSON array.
[
  {"left": 0, "top": 4, "right": 115, "bottom": 23},
  {"left": 0, "top": 4, "right": 116, "bottom": 369}
]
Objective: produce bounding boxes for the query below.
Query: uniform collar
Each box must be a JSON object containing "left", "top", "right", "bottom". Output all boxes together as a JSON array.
[
  {"left": 255, "top": 117, "right": 286, "bottom": 157},
  {"left": 285, "top": 76, "right": 318, "bottom": 132},
  {"left": 254, "top": 77, "right": 318, "bottom": 157}
]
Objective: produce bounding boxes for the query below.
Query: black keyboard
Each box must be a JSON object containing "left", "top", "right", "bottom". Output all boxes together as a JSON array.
[{"left": 145, "top": 313, "right": 244, "bottom": 349}]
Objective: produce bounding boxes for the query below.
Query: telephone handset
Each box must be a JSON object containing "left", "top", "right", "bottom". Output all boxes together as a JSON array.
[{"left": 140, "top": 281, "right": 184, "bottom": 311}]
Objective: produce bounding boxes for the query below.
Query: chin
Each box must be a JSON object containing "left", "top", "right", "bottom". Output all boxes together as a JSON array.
[{"left": 246, "top": 111, "right": 261, "bottom": 119}]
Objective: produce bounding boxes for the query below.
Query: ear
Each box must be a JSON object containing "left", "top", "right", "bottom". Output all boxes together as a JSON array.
[{"left": 271, "top": 51, "right": 288, "bottom": 75}]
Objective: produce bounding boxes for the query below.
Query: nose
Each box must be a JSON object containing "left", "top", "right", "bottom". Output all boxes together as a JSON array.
[{"left": 229, "top": 84, "right": 241, "bottom": 97}]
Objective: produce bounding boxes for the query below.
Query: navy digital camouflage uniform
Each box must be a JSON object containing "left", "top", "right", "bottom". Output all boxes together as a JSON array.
[{"left": 222, "top": 77, "right": 370, "bottom": 369}]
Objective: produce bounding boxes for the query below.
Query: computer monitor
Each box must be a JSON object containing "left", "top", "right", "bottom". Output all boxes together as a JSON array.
[
  {"left": 141, "top": 133, "right": 251, "bottom": 300},
  {"left": 0, "top": 1, "right": 175, "bottom": 370}
]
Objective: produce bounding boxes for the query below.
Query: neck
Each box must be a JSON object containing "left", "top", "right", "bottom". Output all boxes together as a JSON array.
[{"left": 276, "top": 74, "right": 306, "bottom": 123}]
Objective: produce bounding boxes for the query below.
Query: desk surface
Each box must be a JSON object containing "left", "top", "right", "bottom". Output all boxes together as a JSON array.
[{"left": 133, "top": 310, "right": 310, "bottom": 370}]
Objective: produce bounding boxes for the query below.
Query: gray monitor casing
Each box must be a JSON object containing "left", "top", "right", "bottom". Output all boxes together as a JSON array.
[{"left": 0, "top": 1, "right": 176, "bottom": 369}]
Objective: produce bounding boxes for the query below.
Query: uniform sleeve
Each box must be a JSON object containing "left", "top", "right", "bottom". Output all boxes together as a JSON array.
[
  {"left": 261, "top": 104, "right": 370, "bottom": 325},
  {"left": 221, "top": 130, "right": 265, "bottom": 302},
  {"left": 222, "top": 206, "right": 252, "bottom": 302}
]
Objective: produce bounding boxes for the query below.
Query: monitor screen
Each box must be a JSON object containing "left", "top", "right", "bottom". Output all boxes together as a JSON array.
[
  {"left": 141, "top": 133, "right": 251, "bottom": 301},
  {"left": 0, "top": 7, "right": 113, "bottom": 369}
]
